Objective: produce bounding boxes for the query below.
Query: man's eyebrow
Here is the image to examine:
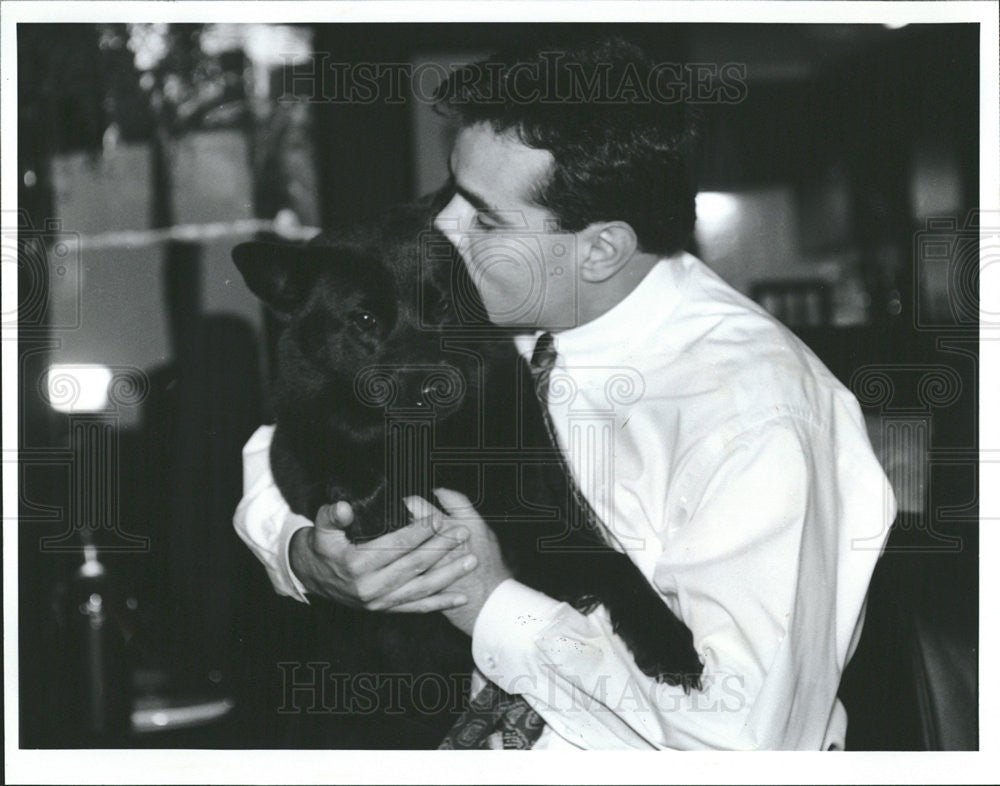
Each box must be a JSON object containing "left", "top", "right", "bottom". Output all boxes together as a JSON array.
[{"left": 453, "top": 182, "right": 503, "bottom": 219}]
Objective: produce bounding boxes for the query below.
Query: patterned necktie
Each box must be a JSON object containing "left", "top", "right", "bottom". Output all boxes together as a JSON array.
[{"left": 438, "top": 681, "right": 546, "bottom": 749}]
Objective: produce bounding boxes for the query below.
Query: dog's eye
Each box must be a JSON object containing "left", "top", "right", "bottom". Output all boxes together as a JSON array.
[
  {"left": 351, "top": 310, "right": 379, "bottom": 332},
  {"left": 425, "top": 291, "right": 451, "bottom": 323}
]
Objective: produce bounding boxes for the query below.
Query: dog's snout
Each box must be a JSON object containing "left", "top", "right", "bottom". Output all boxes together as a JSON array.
[
  {"left": 398, "top": 363, "right": 466, "bottom": 412},
  {"left": 418, "top": 378, "right": 439, "bottom": 403}
]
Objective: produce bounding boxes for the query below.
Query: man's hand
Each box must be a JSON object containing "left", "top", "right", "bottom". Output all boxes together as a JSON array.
[
  {"left": 405, "top": 489, "right": 514, "bottom": 636},
  {"left": 289, "top": 500, "right": 478, "bottom": 613}
]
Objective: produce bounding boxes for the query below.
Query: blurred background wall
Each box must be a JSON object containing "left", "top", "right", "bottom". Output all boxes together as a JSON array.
[{"left": 16, "top": 22, "right": 979, "bottom": 749}]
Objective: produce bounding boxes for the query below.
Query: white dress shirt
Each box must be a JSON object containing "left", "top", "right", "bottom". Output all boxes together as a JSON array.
[{"left": 233, "top": 252, "right": 897, "bottom": 750}]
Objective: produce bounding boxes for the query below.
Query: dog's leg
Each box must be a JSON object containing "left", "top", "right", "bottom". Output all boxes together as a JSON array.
[{"left": 512, "top": 548, "right": 704, "bottom": 692}]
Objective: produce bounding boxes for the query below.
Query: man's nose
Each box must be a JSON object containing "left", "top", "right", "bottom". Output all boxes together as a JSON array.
[{"left": 433, "top": 194, "right": 466, "bottom": 244}]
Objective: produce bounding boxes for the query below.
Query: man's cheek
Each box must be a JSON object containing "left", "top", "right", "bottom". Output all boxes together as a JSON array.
[
  {"left": 455, "top": 244, "right": 480, "bottom": 276},
  {"left": 462, "top": 237, "right": 496, "bottom": 272}
]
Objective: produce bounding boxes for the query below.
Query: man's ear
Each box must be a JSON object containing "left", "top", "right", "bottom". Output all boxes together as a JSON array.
[
  {"left": 231, "top": 241, "right": 318, "bottom": 315},
  {"left": 578, "top": 222, "right": 638, "bottom": 283}
]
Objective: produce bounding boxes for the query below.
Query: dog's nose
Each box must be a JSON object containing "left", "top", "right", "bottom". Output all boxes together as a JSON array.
[
  {"left": 415, "top": 380, "right": 438, "bottom": 407},
  {"left": 413, "top": 372, "right": 460, "bottom": 409}
]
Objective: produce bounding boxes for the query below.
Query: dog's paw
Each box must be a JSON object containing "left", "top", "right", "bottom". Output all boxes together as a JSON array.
[
  {"left": 629, "top": 634, "right": 704, "bottom": 693},
  {"left": 567, "top": 593, "right": 601, "bottom": 615},
  {"left": 611, "top": 592, "right": 704, "bottom": 693}
]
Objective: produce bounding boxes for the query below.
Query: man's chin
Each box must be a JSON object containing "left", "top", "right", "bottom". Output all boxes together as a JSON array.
[{"left": 482, "top": 312, "right": 543, "bottom": 332}]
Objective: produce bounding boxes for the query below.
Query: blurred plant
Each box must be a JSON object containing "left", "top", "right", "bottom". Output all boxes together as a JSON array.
[
  {"left": 98, "top": 22, "right": 249, "bottom": 143},
  {"left": 95, "top": 24, "right": 249, "bottom": 226},
  {"left": 22, "top": 22, "right": 316, "bottom": 228}
]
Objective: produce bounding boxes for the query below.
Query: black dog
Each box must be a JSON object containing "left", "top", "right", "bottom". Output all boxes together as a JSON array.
[{"left": 233, "top": 198, "right": 702, "bottom": 745}]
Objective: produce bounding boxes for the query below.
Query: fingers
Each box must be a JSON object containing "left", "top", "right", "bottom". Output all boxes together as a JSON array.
[
  {"left": 433, "top": 488, "right": 476, "bottom": 516},
  {"left": 349, "top": 516, "right": 456, "bottom": 573},
  {"left": 308, "top": 505, "right": 352, "bottom": 566},
  {"left": 388, "top": 593, "right": 469, "bottom": 614},
  {"left": 314, "top": 501, "right": 353, "bottom": 532},
  {"left": 432, "top": 488, "right": 496, "bottom": 544},
  {"left": 359, "top": 532, "right": 475, "bottom": 608},
  {"left": 378, "top": 525, "right": 470, "bottom": 578},
  {"left": 333, "top": 500, "right": 354, "bottom": 527},
  {"left": 304, "top": 493, "right": 481, "bottom": 611},
  {"left": 402, "top": 495, "right": 443, "bottom": 520},
  {"left": 368, "top": 550, "right": 479, "bottom": 611}
]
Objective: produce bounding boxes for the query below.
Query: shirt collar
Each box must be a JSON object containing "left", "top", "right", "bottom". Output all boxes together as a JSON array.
[{"left": 513, "top": 253, "right": 691, "bottom": 364}]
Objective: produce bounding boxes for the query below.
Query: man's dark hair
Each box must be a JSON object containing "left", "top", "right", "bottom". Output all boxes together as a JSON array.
[{"left": 435, "top": 36, "right": 698, "bottom": 256}]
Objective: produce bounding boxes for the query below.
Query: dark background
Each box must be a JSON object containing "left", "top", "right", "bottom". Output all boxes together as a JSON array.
[{"left": 16, "top": 22, "right": 979, "bottom": 749}]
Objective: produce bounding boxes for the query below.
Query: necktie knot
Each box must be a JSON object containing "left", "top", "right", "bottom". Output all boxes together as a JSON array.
[
  {"left": 530, "top": 331, "right": 557, "bottom": 373},
  {"left": 530, "top": 332, "right": 557, "bottom": 402}
]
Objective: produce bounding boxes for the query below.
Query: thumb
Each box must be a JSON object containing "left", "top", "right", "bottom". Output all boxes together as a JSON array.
[
  {"left": 432, "top": 488, "right": 476, "bottom": 516},
  {"left": 315, "top": 501, "right": 354, "bottom": 532}
]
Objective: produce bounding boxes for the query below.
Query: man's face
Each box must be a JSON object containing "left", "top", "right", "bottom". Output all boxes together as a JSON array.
[{"left": 434, "top": 123, "right": 580, "bottom": 330}]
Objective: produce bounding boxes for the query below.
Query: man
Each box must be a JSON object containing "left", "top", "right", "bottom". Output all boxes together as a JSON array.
[{"left": 234, "top": 37, "right": 896, "bottom": 749}]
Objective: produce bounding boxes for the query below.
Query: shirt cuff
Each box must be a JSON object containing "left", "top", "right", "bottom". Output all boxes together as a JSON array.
[
  {"left": 471, "top": 578, "right": 565, "bottom": 691},
  {"left": 233, "top": 424, "right": 313, "bottom": 602},
  {"left": 277, "top": 512, "right": 313, "bottom": 602}
]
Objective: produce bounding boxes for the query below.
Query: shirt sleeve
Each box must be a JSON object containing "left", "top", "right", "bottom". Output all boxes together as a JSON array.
[
  {"left": 470, "top": 414, "right": 894, "bottom": 750},
  {"left": 232, "top": 424, "right": 313, "bottom": 602}
]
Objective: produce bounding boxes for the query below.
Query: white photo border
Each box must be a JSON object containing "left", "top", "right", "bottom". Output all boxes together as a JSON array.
[{"left": 3, "top": 2, "right": 997, "bottom": 783}]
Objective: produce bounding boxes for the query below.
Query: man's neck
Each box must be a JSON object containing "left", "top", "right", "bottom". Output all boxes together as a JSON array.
[{"left": 567, "top": 250, "right": 662, "bottom": 330}]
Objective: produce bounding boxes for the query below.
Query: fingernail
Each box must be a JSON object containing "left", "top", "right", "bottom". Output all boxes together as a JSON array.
[
  {"left": 450, "top": 527, "right": 470, "bottom": 543},
  {"left": 433, "top": 487, "right": 456, "bottom": 503},
  {"left": 452, "top": 595, "right": 468, "bottom": 607},
  {"left": 434, "top": 488, "right": 470, "bottom": 509},
  {"left": 403, "top": 496, "right": 432, "bottom": 520},
  {"left": 461, "top": 556, "right": 477, "bottom": 570},
  {"left": 334, "top": 500, "right": 354, "bottom": 525}
]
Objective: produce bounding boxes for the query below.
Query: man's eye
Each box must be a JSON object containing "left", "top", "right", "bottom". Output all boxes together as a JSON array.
[
  {"left": 472, "top": 212, "right": 496, "bottom": 231},
  {"left": 351, "top": 310, "right": 379, "bottom": 332}
]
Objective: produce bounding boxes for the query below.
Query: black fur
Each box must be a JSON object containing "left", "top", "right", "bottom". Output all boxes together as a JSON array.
[{"left": 233, "top": 197, "right": 703, "bottom": 745}]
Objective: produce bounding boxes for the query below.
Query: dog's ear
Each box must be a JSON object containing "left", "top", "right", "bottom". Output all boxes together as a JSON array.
[{"left": 232, "top": 241, "right": 318, "bottom": 315}]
